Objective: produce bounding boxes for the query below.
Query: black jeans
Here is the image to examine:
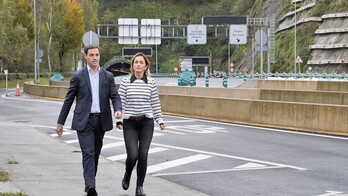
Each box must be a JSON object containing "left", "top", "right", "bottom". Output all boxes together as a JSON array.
[{"left": 123, "top": 117, "right": 154, "bottom": 186}]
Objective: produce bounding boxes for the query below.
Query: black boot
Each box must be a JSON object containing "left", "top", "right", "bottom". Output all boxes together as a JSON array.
[
  {"left": 122, "top": 172, "right": 131, "bottom": 190},
  {"left": 135, "top": 186, "right": 146, "bottom": 196}
]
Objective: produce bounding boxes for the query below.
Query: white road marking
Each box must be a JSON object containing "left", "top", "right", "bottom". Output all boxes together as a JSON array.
[
  {"left": 234, "top": 162, "right": 266, "bottom": 169},
  {"left": 167, "top": 125, "right": 226, "bottom": 134},
  {"left": 164, "top": 119, "right": 197, "bottom": 123},
  {"left": 153, "top": 165, "right": 286, "bottom": 177},
  {"left": 317, "top": 191, "right": 344, "bottom": 196},
  {"left": 147, "top": 154, "right": 212, "bottom": 174},
  {"left": 102, "top": 141, "right": 124, "bottom": 149},
  {"left": 172, "top": 115, "right": 348, "bottom": 141},
  {"left": 151, "top": 142, "right": 306, "bottom": 171},
  {"left": 65, "top": 139, "right": 79, "bottom": 144},
  {"left": 107, "top": 147, "right": 168, "bottom": 161}
]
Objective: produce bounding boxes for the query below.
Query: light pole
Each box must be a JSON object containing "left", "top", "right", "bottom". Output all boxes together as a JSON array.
[
  {"left": 292, "top": 0, "right": 301, "bottom": 74},
  {"left": 4, "top": 70, "right": 8, "bottom": 96},
  {"left": 33, "top": 0, "right": 37, "bottom": 83}
]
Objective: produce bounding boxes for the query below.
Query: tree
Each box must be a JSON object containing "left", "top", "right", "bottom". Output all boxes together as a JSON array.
[
  {"left": 51, "top": 0, "right": 85, "bottom": 71},
  {"left": 0, "top": 0, "right": 31, "bottom": 73}
]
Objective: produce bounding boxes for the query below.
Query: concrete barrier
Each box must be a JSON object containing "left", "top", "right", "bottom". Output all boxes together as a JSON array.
[
  {"left": 260, "top": 89, "right": 348, "bottom": 105},
  {"left": 259, "top": 80, "right": 348, "bottom": 91},
  {"left": 23, "top": 80, "right": 348, "bottom": 134},
  {"left": 158, "top": 86, "right": 260, "bottom": 99}
]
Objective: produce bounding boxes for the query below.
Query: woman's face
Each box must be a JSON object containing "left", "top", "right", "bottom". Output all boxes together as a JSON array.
[{"left": 132, "top": 55, "right": 147, "bottom": 75}]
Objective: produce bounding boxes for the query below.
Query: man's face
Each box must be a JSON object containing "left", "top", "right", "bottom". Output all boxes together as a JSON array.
[{"left": 85, "top": 48, "right": 100, "bottom": 68}]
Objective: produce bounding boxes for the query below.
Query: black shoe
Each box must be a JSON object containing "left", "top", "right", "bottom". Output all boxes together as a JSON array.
[
  {"left": 122, "top": 172, "right": 131, "bottom": 190},
  {"left": 86, "top": 186, "right": 98, "bottom": 196},
  {"left": 135, "top": 186, "right": 146, "bottom": 196}
]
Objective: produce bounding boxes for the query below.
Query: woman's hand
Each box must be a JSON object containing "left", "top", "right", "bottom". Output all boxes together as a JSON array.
[{"left": 160, "top": 123, "right": 165, "bottom": 130}]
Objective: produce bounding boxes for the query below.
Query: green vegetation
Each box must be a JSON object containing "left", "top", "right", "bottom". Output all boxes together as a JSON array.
[
  {"left": 0, "top": 169, "right": 10, "bottom": 181},
  {"left": 1, "top": 0, "right": 345, "bottom": 76},
  {"left": 0, "top": 193, "right": 28, "bottom": 196},
  {"left": 5, "top": 154, "right": 19, "bottom": 165},
  {"left": 0, "top": 77, "right": 51, "bottom": 89},
  {"left": 0, "top": 169, "right": 28, "bottom": 196}
]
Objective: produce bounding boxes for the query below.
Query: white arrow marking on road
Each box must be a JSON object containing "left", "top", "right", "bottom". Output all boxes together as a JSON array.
[
  {"left": 107, "top": 147, "right": 168, "bottom": 161},
  {"left": 234, "top": 162, "right": 266, "bottom": 169},
  {"left": 317, "top": 191, "right": 344, "bottom": 196},
  {"left": 147, "top": 154, "right": 212, "bottom": 174}
]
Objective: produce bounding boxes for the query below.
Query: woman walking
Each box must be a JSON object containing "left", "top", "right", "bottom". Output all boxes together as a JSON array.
[{"left": 116, "top": 52, "right": 165, "bottom": 196}]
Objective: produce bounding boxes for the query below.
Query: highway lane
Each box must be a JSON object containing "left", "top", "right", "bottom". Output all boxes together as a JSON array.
[{"left": 1, "top": 89, "right": 348, "bottom": 196}]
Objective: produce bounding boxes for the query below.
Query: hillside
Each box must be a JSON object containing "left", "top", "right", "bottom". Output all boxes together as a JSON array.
[{"left": 97, "top": 0, "right": 348, "bottom": 74}]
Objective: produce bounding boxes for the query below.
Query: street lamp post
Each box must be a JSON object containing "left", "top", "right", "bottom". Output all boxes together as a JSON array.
[
  {"left": 292, "top": 0, "right": 302, "bottom": 74},
  {"left": 33, "top": 0, "right": 37, "bottom": 83},
  {"left": 4, "top": 70, "right": 8, "bottom": 96},
  {"left": 294, "top": 0, "right": 297, "bottom": 74}
]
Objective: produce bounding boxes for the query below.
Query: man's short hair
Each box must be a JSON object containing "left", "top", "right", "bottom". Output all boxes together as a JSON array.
[{"left": 84, "top": 45, "right": 99, "bottom": 55}]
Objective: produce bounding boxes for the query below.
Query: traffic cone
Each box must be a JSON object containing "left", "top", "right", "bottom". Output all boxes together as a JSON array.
[{"left": 15, "top": 81, "right": 21, "bottom": 96}]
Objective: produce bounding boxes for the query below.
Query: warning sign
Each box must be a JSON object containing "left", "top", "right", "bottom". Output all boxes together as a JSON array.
[{"left": 296, "top": 55, "right": 303, "bottom": 64}]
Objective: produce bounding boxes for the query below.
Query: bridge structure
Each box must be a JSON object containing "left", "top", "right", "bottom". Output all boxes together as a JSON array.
[{"left": 96, "top": 17, "right": 276, "bottom": 75}]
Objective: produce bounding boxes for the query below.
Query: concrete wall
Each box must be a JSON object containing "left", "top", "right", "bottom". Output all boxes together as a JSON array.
[
  {"left": 23, "top": 80, "right": 348, "bottom": 134},
  {"left": 157, "top": 86, "right": 260, "bottom": 99},
  {"left": 258, "top": 80, "right": 348, "bottom": 91},
  {"left": 260, "top": 89, "right": 348, "bottom": 105}
]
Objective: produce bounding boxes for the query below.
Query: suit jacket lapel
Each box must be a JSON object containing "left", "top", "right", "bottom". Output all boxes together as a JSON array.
[
  {"left": 99, "top": 69, "right": 106, "bottom": 96},
  {"left": 83, "top": 67, "right": 92, "bottom": 95}
]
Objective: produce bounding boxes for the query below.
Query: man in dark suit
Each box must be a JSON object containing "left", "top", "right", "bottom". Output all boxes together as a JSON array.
[{"left": 56, "top": 45, "right": 122, "bottom": 196}]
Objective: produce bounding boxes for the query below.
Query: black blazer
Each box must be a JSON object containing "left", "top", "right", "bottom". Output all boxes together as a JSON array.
[{"left": 57, "top": 67, "right": 122, "bottom": 131}]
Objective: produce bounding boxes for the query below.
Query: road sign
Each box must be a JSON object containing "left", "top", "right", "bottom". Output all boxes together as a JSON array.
[
  {"left": 122, "top": 47, "right": 152, "bottom": 57},
  {"left": 187, "top": 24, "right": 207, "bottom": 45},
  {"left": 296, "top": 55, "right": 303, "bottom": 63},
  {"left": 179, "top": 57, "right": 193, "bottom": 71},
  {"left": 118, "top": 18, "right": 138, "bottom": 44},
  {"left": 255, "top": 29, "right": 267, "bottom": 45},
  {"left": 202, "top": 16, "right": 247, "bottom": 26},
  {"left": 229, "top": 24, "right": 248, "bottom": 45},
  {"left": 82, "top": 31, "right": 99, "bottom": 46},
  {"left": 141, "top": 19, "right": 161, "bottom": 45},
  {"left": 36, "top": 49, "right": 43, "bottom": 58}
]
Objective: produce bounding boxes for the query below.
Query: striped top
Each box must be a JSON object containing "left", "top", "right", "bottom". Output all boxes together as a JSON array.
[{"left": 118, "top": 75, "right": 164, "bottom": 124}]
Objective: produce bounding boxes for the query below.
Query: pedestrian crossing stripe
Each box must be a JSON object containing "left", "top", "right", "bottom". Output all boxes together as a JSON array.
[
  {"left": 106, "top": 147, "right": 168, "bottom": 161},
  {"left": 147, "top": 154, "right": 212, "bottom": 174},
  {"left": 102, "top": 141, "right": 124, "bottom": 149}
]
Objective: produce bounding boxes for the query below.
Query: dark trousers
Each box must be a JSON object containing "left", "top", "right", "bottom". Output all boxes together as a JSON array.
[
  {"left": 123, "top": 117, "right": 154, "bottom": 186},
  {"left": 77, "top": 115, "right": 105, "bottom": 188}
]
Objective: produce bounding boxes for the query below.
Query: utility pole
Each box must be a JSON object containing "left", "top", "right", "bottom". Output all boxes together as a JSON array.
[{"left": 33, "top": 0, "right": 37, "bottom": 83}]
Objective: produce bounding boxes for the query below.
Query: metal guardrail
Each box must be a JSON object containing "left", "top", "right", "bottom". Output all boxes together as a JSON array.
[
  {"left": 229, "top": 72, "right": 348, "bottom": 81},
  {"left": 151, "top": 72, "right": 348, "bottom": 81}
]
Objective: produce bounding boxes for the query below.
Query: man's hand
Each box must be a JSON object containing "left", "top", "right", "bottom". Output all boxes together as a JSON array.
[
  {"left": 56, "top": 124, "right": 64, "bottom": 137},
  {"left": 114, "top": 111, "right": 122, "bottom": 119}
]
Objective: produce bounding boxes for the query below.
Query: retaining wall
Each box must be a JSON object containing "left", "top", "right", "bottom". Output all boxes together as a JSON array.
[{"left": 23, "top": 80, "right": 348, "bottom": 134}]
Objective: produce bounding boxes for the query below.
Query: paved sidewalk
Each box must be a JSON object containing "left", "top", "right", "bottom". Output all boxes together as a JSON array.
[{"left": 0, "top": 122, "right": 207, "bottom": 196}]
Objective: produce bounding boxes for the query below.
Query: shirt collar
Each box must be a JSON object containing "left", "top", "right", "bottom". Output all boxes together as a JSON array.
[
  {"left": 130, "top": 74, "right": 148, "bottom": 84},
  {"left": 87, "top": 65, "right": 100, "bottom": 73}
]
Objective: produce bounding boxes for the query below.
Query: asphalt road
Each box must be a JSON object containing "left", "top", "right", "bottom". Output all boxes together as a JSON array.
[{"left": 1, "top": 89, "right": 348, "bottom": 196}]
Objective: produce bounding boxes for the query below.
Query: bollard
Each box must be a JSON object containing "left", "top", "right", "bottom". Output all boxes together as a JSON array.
[
  {"left": 205, "top": 74, "right": 209, "bottom": 87},
  {"left": 222, "top": 74, "right": 228, "bottom": 88}
]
